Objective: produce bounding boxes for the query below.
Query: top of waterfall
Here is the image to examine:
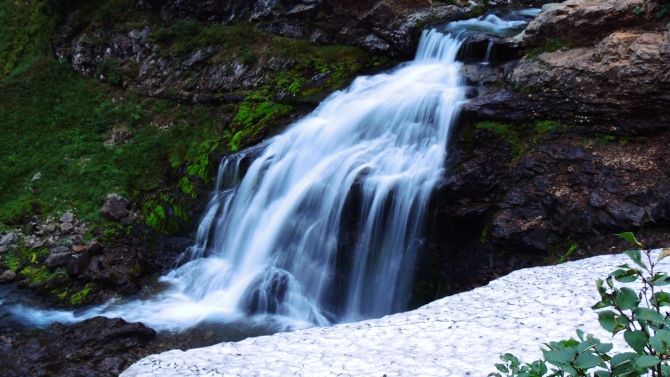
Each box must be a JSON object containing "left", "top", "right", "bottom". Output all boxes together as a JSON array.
[{"left": 436, "top": 9, "right": 540, "bottom": 39}]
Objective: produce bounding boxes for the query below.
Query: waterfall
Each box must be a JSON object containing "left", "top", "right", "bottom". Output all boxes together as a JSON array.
[
  {"left": 111, "top": 29, "right": 466, "bottom": 329},
  {"left": 2, "top": 12, "right": 542, "bottom": 332},
  {"left": 1, "top": 29, "right": 474, "bottom": 331}
]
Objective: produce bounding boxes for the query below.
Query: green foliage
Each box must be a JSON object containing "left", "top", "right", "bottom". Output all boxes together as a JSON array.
[
  {"left": 0, "top": 58, "right": 171, "bottom": 222},
  {"left": 557, "top": 244, "right": 579, "bottom": 264},
  {"left": 179, "top": 177, "right": 197, "bottom": 198},
  {"left": 477, "top": 122, "right": 525, "bottom": 161},
  {"left": 20, "top": 265, "right": 54, "bottom": 284},
  {"left": 633, "top": 6, "right": 645, "bottom": 16},
  {"left": 527, "top": 39, "right": 567, "bottom": 59},
  {"left": 172, "top": 19, "right": 201, "bottom": 38},
  {"left": 70, "top": 283, "right": 92, "bottom": 306},
  {"left": 230, "top": 100, "right": 293, "bottom": 151},
  {"left": 145, "top": 203, "right": 187, "bottom": 235},
  {"left": 238, "top": 46, "right": 257, "bottom": 66},
  {"left": 96, "top": 58, "right": 122, "bottom": 85},
  {"left": 491, "top": 234, "right": 670, "bottom": 377},
  {"left": 0, "top": 0, "right": 381, "bottom": 229},
  {"left": 534, "top": 121, "right": 560, "bottom": 134}
]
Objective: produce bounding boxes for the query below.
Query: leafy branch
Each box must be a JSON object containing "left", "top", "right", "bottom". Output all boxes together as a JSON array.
[{"left": 491, "top": 232, "right": 670, "bottom": 377}]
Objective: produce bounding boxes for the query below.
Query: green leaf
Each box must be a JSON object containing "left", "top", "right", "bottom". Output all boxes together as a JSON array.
[
  {"left": 635, "top": 355, "right": 661, "bottom": 369},
  {"left": 597, "top": 278, "right": 607, "bottom": 295},
  {"left": 610, "top": 352, "right": 639, "bottom": 376},
  {"left": 614, "top": 287, "right": 641, "bottom": 310},
  {"left": 595, "top": 342, "right": 613, "bottom": 354},
  {"left": 624, "top": 330, "right": 648, "bottom": 354},
  {"left": 528, "top": 360, "right": 548, "bottom": 377},
  {"left": 617, "top": 232, "right": 644, "bottom": 248},
  {"left": 610, "top": 269, "right": 641, "bottom": 283},
  {"left": 576, "top": 329, "right": 585, "bottom": 341},
  {"left": 501, "top": 353, "right": 520, "bottom": 366},
  {"left": 494, "top": 363, "right": 508, "bottom": 374},
  {"left": 634, "top": 307, "right": 665, "bottom": 323},
  {"left": 624, "top": 250, "right": 648, "bottom": 271},
  {"left": 599, "top": 310, "right": 618, "bottom": 332},
  {"left": 574, "top": 352, "right": 605, "bottom": 369},
  {"left": 594, "top": 371, "right": 610, "bottom": 377},
  {"left": 649, "top": 329, "right": 670, "bottom": 354},
  {"left": 593, "top": 299, "right": 613, "bottom": 310},
  {"left": 652, "top": 292, "right": 670, "bottom": 307},
  {"left": 544, "top": 348, "right": 577, "bottom": 366},
  {"left": 652, "top": 273, "right": 670, "bottom": 287}
]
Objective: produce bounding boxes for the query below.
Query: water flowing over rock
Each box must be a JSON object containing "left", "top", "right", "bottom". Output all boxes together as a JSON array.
[{"left": 20, "top": 28, "right": 467, "bottom": 331}]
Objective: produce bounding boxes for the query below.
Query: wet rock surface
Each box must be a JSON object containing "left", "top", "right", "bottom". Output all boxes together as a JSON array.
[{"left": 0, "top": 317, "right": 156, "bottom": 377}]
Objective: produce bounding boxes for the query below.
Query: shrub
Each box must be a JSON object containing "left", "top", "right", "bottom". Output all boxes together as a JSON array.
[{"left": 491, "top": 233, "right": 670, "bottom": 377}]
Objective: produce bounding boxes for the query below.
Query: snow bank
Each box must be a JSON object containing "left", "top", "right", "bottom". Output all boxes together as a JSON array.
[{"left": 122, "top": 252, "right": 668, "bottom": 377}]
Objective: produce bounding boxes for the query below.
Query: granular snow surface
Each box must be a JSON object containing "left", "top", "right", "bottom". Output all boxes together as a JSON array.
[{"left": 121, "top": 252, "right": 668, "bottom": 377}]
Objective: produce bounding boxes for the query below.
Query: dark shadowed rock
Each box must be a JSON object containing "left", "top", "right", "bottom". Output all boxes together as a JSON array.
[
  {"left": 100, "top": 194, "right": 130, "bottom": 222},
  {"left": 45, "top": 252, "right": 73, "bottom": 269},
  {"left": 117, "top": 273, "right": 142, "bottom": 295},
  {"left": 0, "top": 270, "right": 16, "bottom": 283},
  {"left": 66, "top": 250, "right": 91, "bottom": 278},
  {"left": 0, "top": 317, "right": 155, "bottom": 377}
]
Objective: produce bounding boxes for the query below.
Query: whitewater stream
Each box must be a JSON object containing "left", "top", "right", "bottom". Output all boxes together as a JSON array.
[{"left": 0, "top": 10, "right": 539, "bottom": 339}]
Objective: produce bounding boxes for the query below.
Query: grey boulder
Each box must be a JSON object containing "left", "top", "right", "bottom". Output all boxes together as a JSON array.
[
  {"left": 0, "top": 232, "right": 18, "bottom": 246},
  {"left": 45, "top": 252, "right": 73, "bottom": 269},
  {"left": 0, "top": 270, "right": 16, "bottom": 283},
  {"left": 100, "top": 194, "right": 130, "bottom": 222}
]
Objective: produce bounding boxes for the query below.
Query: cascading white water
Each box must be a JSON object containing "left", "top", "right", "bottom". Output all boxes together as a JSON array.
[
  {"left": 100, "top": 29, "right": 466, "bottom": 329},
  {"left": 3, "top": 13, "right": 538, "bottom": 332}
]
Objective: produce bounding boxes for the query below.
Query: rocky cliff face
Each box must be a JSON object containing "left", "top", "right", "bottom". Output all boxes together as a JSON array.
[
  {"left": 55, "top": 0, "right": 472, "bottom": 106},
  {"left": 430, "top": 0, "right": 670, "bottom": 296},
  {"left": 135, "top": 0, "right": 472, "bottom": 55}
]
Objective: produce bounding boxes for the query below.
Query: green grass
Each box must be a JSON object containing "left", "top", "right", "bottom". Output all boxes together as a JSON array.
[
  {"left": 476, "top": 120, "right": 563, "bottom": 161},
  {"left": 527, "top": 39, "right": 567, "bottom": 59},
  {"left": 0, "top": 0, "right": 386, "bottom": 230}
]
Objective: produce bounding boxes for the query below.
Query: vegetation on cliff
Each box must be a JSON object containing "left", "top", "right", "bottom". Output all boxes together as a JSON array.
[{"left": 0, "top": 0, "right": 385, "bottom": 232}]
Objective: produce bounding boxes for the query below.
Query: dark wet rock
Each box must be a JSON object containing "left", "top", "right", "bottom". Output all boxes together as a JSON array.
[
  {"left": 149, "top": 236, "right": 193, "bottom": 272},
  {"left": 66, "top": 250, "right": 91, "bottom": 278},
  {"left": 0, "top": 270, "right": 16, "bottom": 283},
  {"left": 100, "top": 194, "right": 130, "bottom": 222},
  {"left": 45, "top": 252, "right": 73, "bottom": 269},
  {"left": 0, "top": 317, "right": 155, "bottom": 377},
  {"left": 116, "top": 273, "right": 142, "bottom": 295}
]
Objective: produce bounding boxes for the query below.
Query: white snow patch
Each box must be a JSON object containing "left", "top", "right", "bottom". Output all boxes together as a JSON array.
[{"left": 121, "top": 252, "right": 668, "bottom": 377}]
